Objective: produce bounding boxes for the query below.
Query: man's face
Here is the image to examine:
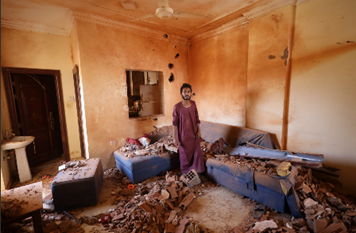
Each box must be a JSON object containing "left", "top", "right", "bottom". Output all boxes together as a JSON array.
[{"left": 181, "top": 87, "right": 192, "bottom": 100}]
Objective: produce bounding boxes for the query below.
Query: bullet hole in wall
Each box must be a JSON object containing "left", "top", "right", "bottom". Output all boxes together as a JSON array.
[
  {"left": 280, "top": 48, "right": 289, "bottom": 66},
  {"left": 163, "top": 34, "right": 169, "bottom": 39},
  {"left": 169, "top": 73, "right": 174, "bottom": 82},
  {"left": 337, "top": 40, "right": 355, "bottom": 45},
  {"left": 168, "top": 63, "right": 174, "bottom": 69},
  {"left": 175, "top": 53, "right": 180, "bottom": 59},
  {"left": 268, "top": 55, "right": 276, "bottom": 59}
]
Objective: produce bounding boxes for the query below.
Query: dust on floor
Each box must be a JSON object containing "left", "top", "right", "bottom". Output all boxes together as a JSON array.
[{"left": 184, "top": 186, "right": 254, "bottom": 232}]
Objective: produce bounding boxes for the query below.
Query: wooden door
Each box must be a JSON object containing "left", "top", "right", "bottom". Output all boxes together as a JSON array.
[{"left": 10, "top": 73, "right": 63, "bottom": 166}]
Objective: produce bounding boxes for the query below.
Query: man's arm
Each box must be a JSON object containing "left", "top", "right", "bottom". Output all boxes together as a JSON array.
[
  {"left": 173, "top": 125, "right": 180, "bottom": 147},
  {"left": 197, "top": 123, "right": 201, "bottom": 139}
]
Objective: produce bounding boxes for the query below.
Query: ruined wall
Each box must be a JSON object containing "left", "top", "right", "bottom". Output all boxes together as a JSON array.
[
  {"left": 246, "top": 6, "right": 293, "bottom": 143},
  {"left": 288, "top": 0, "right": 356, "bottom": 194},
  {"left": 0, "top": 28, "right": 82, "bottom": 160},
  {"left": 188, "top": 0, "right": 356, "bottom": 195},
  {"left": 188, "top": 25, "right": 249, "bottom": 126},
  {"left": 74, "top": 20, "right": 189, "bottom": 168}
]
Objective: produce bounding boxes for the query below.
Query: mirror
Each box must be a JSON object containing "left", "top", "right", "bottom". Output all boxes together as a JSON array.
[{"left": 126, "top": 70, "right": 164, "bottom": 118}]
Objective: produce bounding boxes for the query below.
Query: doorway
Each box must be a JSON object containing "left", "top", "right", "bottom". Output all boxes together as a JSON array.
[{"left": 3, "top": 67, "right": 69, "bottom": 167}]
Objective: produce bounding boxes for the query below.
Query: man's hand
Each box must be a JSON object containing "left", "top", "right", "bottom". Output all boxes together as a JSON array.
[
  {"left": 175, "top": 141, "right": 180, "bottom": 148},
  {"left": 173, "top": 126, "right": 180, "bottom": 148}
]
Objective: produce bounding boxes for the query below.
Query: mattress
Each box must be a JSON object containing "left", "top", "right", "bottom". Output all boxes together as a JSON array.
[
  {"left": 206, "top": 158, "right": 302, "bottom": 217},
  {"left": 113, "top": 151, "right": 179, "bottom": 183}
]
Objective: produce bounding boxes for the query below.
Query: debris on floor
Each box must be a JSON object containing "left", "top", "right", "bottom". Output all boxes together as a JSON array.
[
  {"left": 2, "top": 127, "right": 355, "bottom": 233},
  {"left": 119, "top": 134, "right": 178, "bottom": 158},
  {"left": 252, "top": 220, "right": 278, "bottom": 232},
  {"left": 79, "top": 171, "right": 210, "bottom": 233},
  {"left": 201, "top": 137, "right": 356, "bottom": 232},
  {"left": 2, "top": 164, "right": 355, "bottom": 233}
]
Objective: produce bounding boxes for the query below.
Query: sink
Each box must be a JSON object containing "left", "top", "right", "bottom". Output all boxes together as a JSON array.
[
  {"left": 1, "top": 136, "right": 35, "bottom": 151},
  {"left": 1, "top": 136, "right": 35, "bottom": 183}
]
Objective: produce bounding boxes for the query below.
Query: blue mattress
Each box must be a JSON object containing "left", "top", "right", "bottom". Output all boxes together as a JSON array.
[
  {"left": 206, "top": 158, "right": 302, "bottom": 217},
  {"left": 113, "top": 151, "right": 179, "bottom": 183}
]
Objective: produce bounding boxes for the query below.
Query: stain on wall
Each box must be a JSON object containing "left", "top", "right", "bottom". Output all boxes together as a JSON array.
[
  {"left": 288, "top": 0, "right": 356, "bottom": 195},
  {"left": 246, "top": 6, "right": 293, "bottom": 143},
  {"left": 188, "top": 25, "right": 249, "bottom": 126},
  {"left": 74, "top": 20, "right": 189, "bottom": 168}
]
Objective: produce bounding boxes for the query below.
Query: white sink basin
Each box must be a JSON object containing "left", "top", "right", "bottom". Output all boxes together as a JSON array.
[
  {"left": 1, "top": 136, "right": 35, "bottom": 182},
  {"left": 1, "top": 136, "right": 35, "bottom": 151}
]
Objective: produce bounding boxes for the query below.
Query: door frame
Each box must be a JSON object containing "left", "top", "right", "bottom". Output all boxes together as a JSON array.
[
  {"left": 72, "top": 65, "right": 86, "bottom": 158},
  {"left": 2, "top": 67, "right": 70, "bottom": 162}
]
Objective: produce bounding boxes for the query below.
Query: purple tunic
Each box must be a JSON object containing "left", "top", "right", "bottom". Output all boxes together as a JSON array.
[{"left": 172, "top": 101, "right": 205, "bottom": 173}]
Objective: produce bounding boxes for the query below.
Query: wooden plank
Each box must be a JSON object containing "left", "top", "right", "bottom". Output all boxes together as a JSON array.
[{"left": 1, "top": 181, "right": 43, "bottom": 219}]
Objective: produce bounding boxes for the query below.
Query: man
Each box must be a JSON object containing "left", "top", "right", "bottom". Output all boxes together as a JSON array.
[{"left": 173, "top": 83, "right": 205, "bottom": 174}]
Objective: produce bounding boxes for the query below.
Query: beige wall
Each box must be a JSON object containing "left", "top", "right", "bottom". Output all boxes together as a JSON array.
[
  {"left": 188, "top": 25, "right": 249, "bottom": 126},
  {"left": 74, "top": 20, "right": 189, "bottom": 168},
  {"left": 246, "top": 6, "right": 293, "bottom": 143},
  {"left": 1, "top": 28, "right": 82, "bottom": 160},
  {"left": 288, "top": 0, "right": 356, "bottom": 194},
  {"left": 187, "top": 0, "right": 356, "bottom": 195}
]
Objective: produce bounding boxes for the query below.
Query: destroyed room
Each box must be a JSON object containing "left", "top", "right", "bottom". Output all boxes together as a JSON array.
[{"left": 1, "top": 0, "right": 356, "bottom": 232}]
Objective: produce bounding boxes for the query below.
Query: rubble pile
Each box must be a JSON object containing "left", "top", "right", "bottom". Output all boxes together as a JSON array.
[
  {"left": 293, "top": 168, "right": 356, "bottom": 232},
  {"left": 64, "top": 160, "right": 87, "bottom": 169},
  {"left": 119, "top": 135, "right": 178, "bottom": 158},
  {"left": 208, "top": 153, "right": 279, "bottom": 176},
  {"left": 81, "top": 172, "right": 210, "bottom": 233},
  {"left": 231, "top": 168, "right": 356, "bottom": 233},
  {"left": 200, "top": 138, "right": 226, "bottom": 155},
  {"left": 203, "top": 138, "right": 356, "bottom": 232}
]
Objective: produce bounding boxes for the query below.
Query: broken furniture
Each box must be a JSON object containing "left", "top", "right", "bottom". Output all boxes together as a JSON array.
[
  {"left": 206, "top": 158, "right": 303, "bottom": 217},
  {"left": 1, "top": 136, "right": 35, "bottom": 182},
  {"left": 231, "top": 143, "right": 324, "bottom": 168},
  {"left": 114, "top": 151, "right": 179, "bottom": 183},
  {"left": 200, "top": 121, "right": 306, "bottom": 217},
  {"left": 51, "top": 158, "right": 103, "bottom": 211},
  {"left": 1, "top": 181, "right": 43, "bottom": 233}
]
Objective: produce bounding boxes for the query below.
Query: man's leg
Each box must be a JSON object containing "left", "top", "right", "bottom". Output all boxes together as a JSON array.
[
  {"left": 179, "top": 146, "right": 191, "bottom": 173},
  {"left": 192, "top": 140, "right": 205, "bottom": 173}
]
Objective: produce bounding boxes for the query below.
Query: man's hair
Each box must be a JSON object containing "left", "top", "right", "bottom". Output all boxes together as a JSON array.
[{"left": 180, "top": 83, "right": 192, "bottom": 93}]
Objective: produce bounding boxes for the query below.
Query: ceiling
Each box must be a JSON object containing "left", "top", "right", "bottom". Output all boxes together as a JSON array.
[{"left": 1, "top": 0, "right": 293, "bottom": 38}]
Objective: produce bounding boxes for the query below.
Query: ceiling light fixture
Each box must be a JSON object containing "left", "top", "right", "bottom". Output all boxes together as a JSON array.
[
  {"left": 155, "top": 6, "right": 174, "bottom": 18},
  {"left": 120, "top": 1, "right": 137, "bottom": 10}
]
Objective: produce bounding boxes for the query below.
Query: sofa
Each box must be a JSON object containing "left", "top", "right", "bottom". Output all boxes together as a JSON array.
[{"left": 200, "top": 121, "right": 302, "bottom": 217}]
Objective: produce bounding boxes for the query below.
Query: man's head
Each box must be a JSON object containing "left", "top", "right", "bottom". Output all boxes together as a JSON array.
[{"left": 180, "top": 83, "right": 192, "bottom": 100}]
